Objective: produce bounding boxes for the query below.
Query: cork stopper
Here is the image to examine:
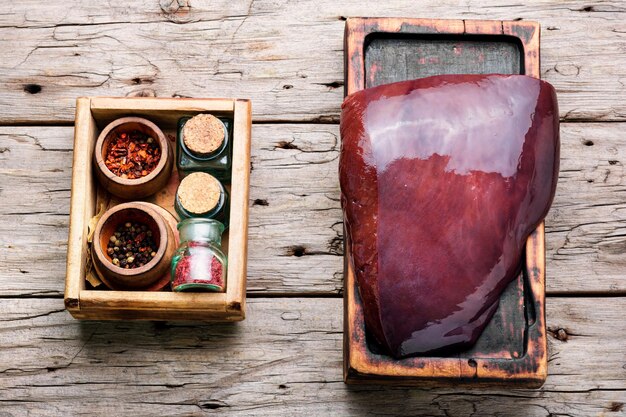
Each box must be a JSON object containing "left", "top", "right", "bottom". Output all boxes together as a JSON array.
[
  {"left": 182, "top": 114, "right": 225, "bottom": 156},
  {"left": 177, "top": 172, "right": 222, "bottom": 215}
]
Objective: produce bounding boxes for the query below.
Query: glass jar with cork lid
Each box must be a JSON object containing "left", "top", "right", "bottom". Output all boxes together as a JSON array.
[
  {"left": 177, "top": 113, "right": 232, "bottom": 182},
  {"left": 170, "top": 218, "right": 227, "bottom": 292},
  {"left": 174, "top": 172, "right": 230, "bottom": 227}
]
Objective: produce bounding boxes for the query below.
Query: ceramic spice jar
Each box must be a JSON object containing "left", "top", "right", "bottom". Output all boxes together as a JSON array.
[
  {"left": 94, "top": 117, "right": 173, "bottom": 199},
  {"left": 92, "top": 202, "right": 176, "bottom": 290},
  {"left": 174, "top": 172, "right": 230, "bottom": 227},
  {"left": 177, "top": 113, "right": 233, "bottom": 182},
  {"left": 170, "top": 218, "right": 227, "bottom": 292}
]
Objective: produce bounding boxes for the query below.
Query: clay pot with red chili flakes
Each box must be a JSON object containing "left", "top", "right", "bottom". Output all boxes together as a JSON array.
[{"left": 94, "top": 117, "right": 173, "bottom": 199}]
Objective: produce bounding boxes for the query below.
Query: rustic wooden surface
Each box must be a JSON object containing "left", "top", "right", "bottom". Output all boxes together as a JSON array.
[
  {"left": 0, "top": 298, "right": 624, "bottom": 416},
  {"left": 0, "top": 0, "right": 625, "bottom": 123},
  {"left": 0, "top": 0, "right": 624, "bottom": 415}
]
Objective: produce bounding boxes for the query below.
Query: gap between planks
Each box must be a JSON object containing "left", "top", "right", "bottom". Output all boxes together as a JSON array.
[
  {"left": 0, "top": 118, "right": 623, "bottom": 128},
  {"left": 0, "top": 293, "right": 624, "bottom": 301}
]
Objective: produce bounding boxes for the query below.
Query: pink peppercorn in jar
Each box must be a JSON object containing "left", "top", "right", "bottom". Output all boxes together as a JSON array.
[{"left": 170, "top": 218, "right": 227, "bottom": 292}]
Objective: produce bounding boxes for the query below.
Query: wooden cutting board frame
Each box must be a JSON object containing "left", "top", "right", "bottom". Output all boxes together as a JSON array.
[{"left": 343, "top": 17, "right": 547, "bottom": 387}]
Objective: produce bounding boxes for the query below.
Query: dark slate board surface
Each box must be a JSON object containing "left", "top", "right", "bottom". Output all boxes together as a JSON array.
[{"left": 365, "top": 35, "right": 522, "bottom": 86}]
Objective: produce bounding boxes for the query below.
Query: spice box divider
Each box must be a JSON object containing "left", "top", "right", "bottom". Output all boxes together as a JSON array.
[
  {"left": 343, "top": 17, "right": 547, "bottom": 386},
  {"left": 65, "top": 97, "right": 251, "bottom": 321}
]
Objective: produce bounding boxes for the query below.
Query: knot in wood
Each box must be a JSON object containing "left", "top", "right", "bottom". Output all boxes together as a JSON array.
[{"left": 159, "top": 0, "right": 191, "bottom": 23}]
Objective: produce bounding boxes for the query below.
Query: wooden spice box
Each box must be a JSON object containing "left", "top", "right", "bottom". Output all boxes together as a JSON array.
[
  {"left": 65, "top": 97, "right": 251, "bottom": 321},
  {"left": 343, "top": 18, "right": 547, "bottom": 386}
]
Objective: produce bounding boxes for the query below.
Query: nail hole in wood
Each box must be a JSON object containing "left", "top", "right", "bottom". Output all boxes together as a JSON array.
[
  {"left": 583, "top": 140, "right": 594, "bottom": 146},
  {"left": 608, "top": 160, "right": 618, "bottom": 165},
  {"left": 275, "top": 140, "right": 299, "bottom": 150},
  {"left": 321, "top": 81, "right": 344, "bottom": 89},
  {"left": 23, "top": 84, "right": 42, "bottom": 94},
  {"left": 200, "top": 401, "right": 228, "bottom": 410},
  {"left": 253, "top": 199, "right": 269, "bottom": 206},
  {"left": 283, "top": 84, "right": 293, "bottom": 89},
  {"left": 287, "top": 245, "right": 307, "bottom": 257},
  {"left": 130, "top": 77, "right": 155, "bottom": 85}
]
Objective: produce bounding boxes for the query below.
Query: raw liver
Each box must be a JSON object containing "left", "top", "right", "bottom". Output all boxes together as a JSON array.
[{"left": 339, "top": 74, "right": 559, "bottom": 358}]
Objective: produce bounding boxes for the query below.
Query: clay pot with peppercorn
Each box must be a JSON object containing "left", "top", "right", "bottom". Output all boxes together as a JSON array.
[
  {"left": 92, "top": 202, "right": 177, "bottom": 290},
  {"left": 94, "top": 117, "right": 173, "bottom": 199}
]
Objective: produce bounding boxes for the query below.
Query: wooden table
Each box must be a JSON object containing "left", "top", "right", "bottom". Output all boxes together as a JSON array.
[{"left": 0, "top": 1, "right": 624, "bottom": 415}]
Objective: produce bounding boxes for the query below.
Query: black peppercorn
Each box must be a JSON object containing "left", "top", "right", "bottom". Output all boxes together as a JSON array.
[{"left": 106, "top": 221, "right": 158, "bottom": 269}]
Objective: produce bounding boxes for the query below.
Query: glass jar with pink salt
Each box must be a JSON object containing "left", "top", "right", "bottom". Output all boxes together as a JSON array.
[{"left": 170, "top": 218, "right": 227, "bottom": 292}]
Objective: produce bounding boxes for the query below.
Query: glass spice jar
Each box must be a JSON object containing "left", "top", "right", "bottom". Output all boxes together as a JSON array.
[
  {"left": 177, "top": 114, "right": 233, "bottom": 183},
  {"left": 170, "top": 218, "right": 227, "bottom": 292},
  {"left": 174, "top": 172, "right": 230, "bottom": 227}
]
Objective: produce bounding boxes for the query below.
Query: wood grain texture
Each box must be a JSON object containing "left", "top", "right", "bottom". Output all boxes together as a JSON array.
[
  {"left": 227, "top": 99, "right": 252, "bottom": 313},
  {"left": 1, "top": 123, "right": 624, "bottom": 296},
  {"left": 0, "top": 0, "right": 624, "bottom": 123},
  {"left": 0, "top": 297, "right": 623, "bottom": 416},
  {"left": 0, "top": 2, "right": 622, "bottom": 413}
]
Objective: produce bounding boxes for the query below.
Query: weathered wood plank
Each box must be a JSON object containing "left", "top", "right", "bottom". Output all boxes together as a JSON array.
[
  {"left": 0, "top": 0, "right": 624, "bottom": 123},
  {"left": 0, "top": 297, "right": 623, "bottom": 416},
  {"left": 1, "top": 123, "right": 624, "bottom": 296}
]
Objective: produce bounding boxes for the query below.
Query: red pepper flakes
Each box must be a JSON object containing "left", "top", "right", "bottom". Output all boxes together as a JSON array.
[{"left": 104, "top": 130, "right": 161, "bottom": 179}]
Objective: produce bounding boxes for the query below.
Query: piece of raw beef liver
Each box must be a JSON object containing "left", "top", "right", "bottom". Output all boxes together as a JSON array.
[{"left": 339, "top": 74, "right": 559, "bottom": 358}]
